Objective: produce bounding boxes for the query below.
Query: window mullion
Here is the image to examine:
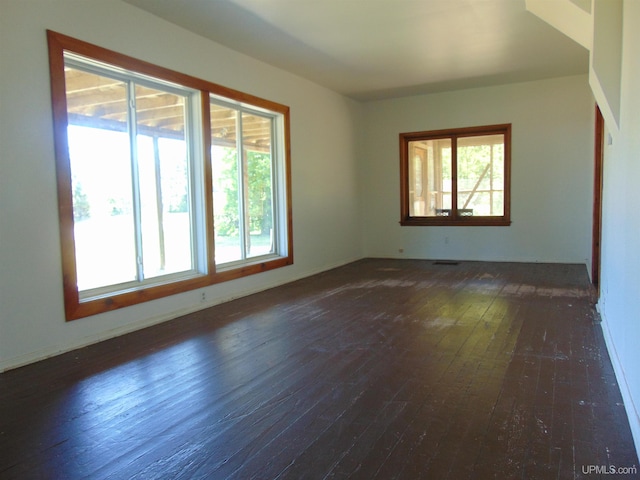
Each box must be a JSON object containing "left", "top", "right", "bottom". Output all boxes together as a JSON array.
[
  {"left": 235, "top": 111, "right": 247, "bottom": 260},
  {"left": 451, "top": 136, "right": 458, "bottom": 219},
  {"left": 242, "top": 147, "right": 251, "bottom": 258},
  {"left": 127, "top": 81, "right": 145, "bottom": 281},
  {"left": 490, "top": 143, "right": 495, "bottom": 216},
  {"left": 268, "top": 118, "right": 277, "bottom": 253}
]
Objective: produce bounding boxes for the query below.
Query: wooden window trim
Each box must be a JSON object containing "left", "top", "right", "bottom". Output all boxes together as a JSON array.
[
  {"left": 47, "top": 30, "right": 293, "bottom": 320},
  {"left": 400, "top": 124, "right": 512, "bottom": 227}
]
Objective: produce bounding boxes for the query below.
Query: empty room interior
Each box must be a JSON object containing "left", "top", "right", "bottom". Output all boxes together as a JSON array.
[{"left": 1, "top": 0, "right": 639, "bottom": 478}]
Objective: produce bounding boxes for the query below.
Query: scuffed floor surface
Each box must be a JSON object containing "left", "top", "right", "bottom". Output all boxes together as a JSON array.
[{"left": 1, "top": 259, "right": 638, "bottom": 479}]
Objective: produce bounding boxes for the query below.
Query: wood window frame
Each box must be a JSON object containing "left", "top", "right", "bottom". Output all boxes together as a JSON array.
[
  {"left": 400, "top": 124, "right": 512, "bottom": 227},
  {"left": 47, "top": 31, "right": 293, "bottom": 320}
]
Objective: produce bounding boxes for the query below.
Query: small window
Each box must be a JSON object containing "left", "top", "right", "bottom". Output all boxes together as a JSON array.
[
  {"left": 47, "top": 31, "right": 293, "bottom": 320},
  {"left": 400, "top": 124, "right": 511, "bottom": 226}
]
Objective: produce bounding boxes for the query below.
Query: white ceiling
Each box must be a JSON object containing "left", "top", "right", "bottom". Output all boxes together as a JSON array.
[{"left": 124, "top": 0, "right": 589, "bottom": 101}]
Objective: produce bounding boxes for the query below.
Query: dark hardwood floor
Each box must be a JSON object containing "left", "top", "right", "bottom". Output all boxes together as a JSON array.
[{"left": 1, "top": 259, "right": 638, "bottom": 479}]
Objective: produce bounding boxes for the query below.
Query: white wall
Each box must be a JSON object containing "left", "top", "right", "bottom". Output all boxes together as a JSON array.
[
  {"left": 591, "top": 0, "right": 623, "bottom": 130},
  {"left": 598, "top": 0, "right": 640, "bottom": 456},
  {"left": 361, "top": 75, "right": 595, "bottom": 265},
  {"left": 0, "top": 0, "right": 363, "bottom": 371}
]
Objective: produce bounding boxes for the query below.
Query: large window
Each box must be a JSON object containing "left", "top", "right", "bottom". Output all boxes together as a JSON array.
[
  {"left": 48, "top": 31, "right": 292, "bottom": 320},
  {"left": 400, "top": 124, "right": 511, "bottom": 226}
]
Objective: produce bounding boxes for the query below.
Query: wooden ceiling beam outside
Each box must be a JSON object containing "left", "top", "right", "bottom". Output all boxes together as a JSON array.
[{"left": 65, "top": 68, "right": 272, "bottom": 147}]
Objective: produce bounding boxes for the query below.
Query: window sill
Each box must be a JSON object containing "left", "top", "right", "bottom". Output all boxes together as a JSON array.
[{"left": 400, "top": 217, "right": 512, "bottom": 227}]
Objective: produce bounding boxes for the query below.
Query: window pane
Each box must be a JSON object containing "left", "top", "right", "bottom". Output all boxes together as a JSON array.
[
  {"left": 457, "top": 135, "right": 505, "bottom": 216},
  {"left": 65, "top": 67, "right": 137, "bottom": 290},
  {"left": 135, "top": 85, "right": 193, "bottom": 279},
  {"left": 211, "top": 103, "right": 242, "bottom": 265},
  {"left": 243, "top": 113, "right": 274, "bottom": 258},
  {"left": 408, "top": 138, "right": 452, "bottom": 217}
]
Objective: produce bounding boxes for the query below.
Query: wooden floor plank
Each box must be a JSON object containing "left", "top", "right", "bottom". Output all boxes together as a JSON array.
[{"left": 0, "top": 259, "right": 637, "bottom": 479}]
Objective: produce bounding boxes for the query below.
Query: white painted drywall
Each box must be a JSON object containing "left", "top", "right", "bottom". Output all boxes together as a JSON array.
[
  {"left": 360, "top": 75, "right": 595, "bottom": 265},
  {"left": 598, "top": 0, "right": 640, "bottom": 457},
  {"left": 0, "top": 0, "right": 363, "bottom": 371},
  {"left": 525, "top": 0, "right": 593, "bottom": 49},
  {"left": 591, "top": 0, "right": 623, "bottom": 131}
]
